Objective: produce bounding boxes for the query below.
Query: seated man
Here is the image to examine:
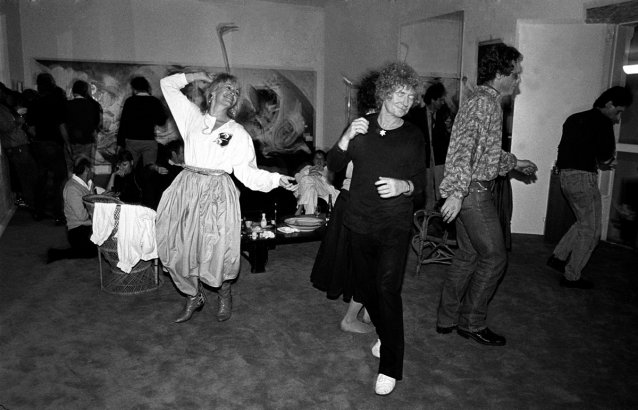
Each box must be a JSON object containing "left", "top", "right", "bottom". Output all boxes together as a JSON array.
[
  {"left": 145, "top": 138, "right": 185, "bottom": 209},
  {"left": 106, "top": 150, "right": 142, "bottom": 204},
  {"left": 294, "top": 150, "right": 340, "bottom": 216},
  {"left": 158, "top": 139, "right": 184, "bottom": 187},
  {"left": 47, "top": 158, "right": 98, "bottom": 263}
]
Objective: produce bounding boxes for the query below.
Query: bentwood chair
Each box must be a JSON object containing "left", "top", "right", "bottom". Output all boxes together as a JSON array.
[{"left": 411, "top": 209, "right": 457, "bottom": 276}]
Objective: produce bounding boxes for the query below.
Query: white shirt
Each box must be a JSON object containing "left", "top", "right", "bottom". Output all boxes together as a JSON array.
[
  {"left": 160, "top": 73, "right": 281, "bottom": 192},
  {"left": 71, "top": 174, "right": 93, "bottom": 192}
]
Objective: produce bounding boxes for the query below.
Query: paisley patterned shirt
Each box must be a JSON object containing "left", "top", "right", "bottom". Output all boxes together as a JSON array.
[{"left": 439, "top": 85, "right": 517, "bottom": 199}]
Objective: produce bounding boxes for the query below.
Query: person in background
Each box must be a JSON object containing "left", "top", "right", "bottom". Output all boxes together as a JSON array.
[
  {"left": 436, "top": 43, "right": 537, "bottom": 347},
  {"left": 157, "top": 71, "right": 296, "bottom": 324},
  {"left": 47, "top": 158, "right": 97, "bottom": 263},
  {"left": 405, "top": 82, "right": 454, "bottom": 210},
  {"left": 547, "top": 86, "right": 632, "bottom": 289},
  {"left": 117, "top": 76, "right": 168, "bottom": 207},
  {"left": 62, "top": 80, "right": 102, "bottom": 166},
  {"left": 106, "top": 150, "right": 142, "bottom": 204},
  {"left": 310, "top": 70, "right": 379, "bottom": 334},
  {"left": 294, "top": 149, "right": 340, "bottom": 216},
  {"left": 147, "top": 138, "right": 185, "bottom": 209},
  {"left": 328, "top": 62, "right": 426, "bottom": 396},
  {"left": 0, "top": 83, "right": 37, "bottom": 211},
  {"left": 27, "top": 73, "right": 68, "bottom": 224}
]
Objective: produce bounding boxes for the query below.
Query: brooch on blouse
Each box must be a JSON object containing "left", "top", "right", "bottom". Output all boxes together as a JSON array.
[{"left": 216, "top": 132, "right": 233, "bottom": 146}]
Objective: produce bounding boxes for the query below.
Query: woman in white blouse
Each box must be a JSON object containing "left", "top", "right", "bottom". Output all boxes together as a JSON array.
[{"left": 158, "top": 72, "right": 296, "bottom": 323}]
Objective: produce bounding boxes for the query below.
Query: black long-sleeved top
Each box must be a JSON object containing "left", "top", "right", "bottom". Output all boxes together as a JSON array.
[
  {"left": 27, "top": 87, "right": 67, "bottom": 143},
  {"left": 556, "top": 108, "right": 615, "bottom": 173},
  {"left": 117, "top": 94, "right": 167, "bottom": 146},
  {"left": 327, "top": 113, "right": 426, "bottom": 234},
  {"left": 65, "top": 97, "right": 102, "bottom": 144}
]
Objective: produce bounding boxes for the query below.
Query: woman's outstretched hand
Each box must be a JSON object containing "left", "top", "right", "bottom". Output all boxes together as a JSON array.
[{"left": 279, "top": 175, "right": 298, "bottom": 191}]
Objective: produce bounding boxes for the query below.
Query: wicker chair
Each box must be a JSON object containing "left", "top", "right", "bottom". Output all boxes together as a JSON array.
[
  {"left": 84, "top": 195, "right": 162, "bottom": 295},
  {"left": 411, "top": 209, "right": 457, "bottom": 276}
]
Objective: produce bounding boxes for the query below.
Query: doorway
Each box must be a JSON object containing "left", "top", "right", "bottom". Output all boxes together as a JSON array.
[{"left": 606, "top": 23, "right": 638, "bottom": 249}]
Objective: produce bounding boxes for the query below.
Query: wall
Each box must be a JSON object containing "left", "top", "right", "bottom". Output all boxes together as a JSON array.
[
  {"left": 323, "top": 0, "right": 624, "bottom": 234},
  {"left": 16, "top": 0, "right": 325, "bottom": 142},
  {"left": 0, "top": 0, "right": 22, "bottom": 231}
]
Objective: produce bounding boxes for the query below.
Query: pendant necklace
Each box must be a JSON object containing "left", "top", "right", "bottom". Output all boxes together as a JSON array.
[{"left": 377, "top": 118, "right": 402, "bottom": 136}]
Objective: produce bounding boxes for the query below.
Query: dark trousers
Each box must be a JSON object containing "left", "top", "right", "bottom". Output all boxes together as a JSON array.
[
  {"left": 5, "top": 144, "right": 38, "bottom": 207},
  {"left": 48, "top": 225, "right": 96, "bottom": 262},
  {"left": 437, "top": 183, "right": 507, "bottom": 332},
  {"left": 32, "top": 141, "right": 67, "bottom": 218},
  {"left": 350, "top": 226, "right": 411, "bottom": 380}
]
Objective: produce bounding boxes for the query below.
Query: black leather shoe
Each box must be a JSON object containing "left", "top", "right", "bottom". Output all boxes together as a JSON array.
[
  {"left": 546, "top": 255, "right": 566, "bottom": 273},
  {"left": 436, "top": 325, "right": 457, "bottom": 334},
  {"left": 560, "top": 278, "right": 593, "bottom": 289},
  {"left": 457, "top": 327, "right": 506, "bottom": 346}
]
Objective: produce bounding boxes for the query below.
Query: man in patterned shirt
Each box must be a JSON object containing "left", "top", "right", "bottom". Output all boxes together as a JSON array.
[{"left": 435, "top": 43, "right": 537, "bottom": 346}]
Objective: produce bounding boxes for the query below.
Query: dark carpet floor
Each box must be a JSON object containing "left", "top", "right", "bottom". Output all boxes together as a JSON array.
[{"left": 1, "top": 208, "right": 637, "bottom": 409}]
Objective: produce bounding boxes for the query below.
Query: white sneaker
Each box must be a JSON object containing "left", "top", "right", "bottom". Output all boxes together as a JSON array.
[
  {"left": 371, "top": 339, "right": 381, "bottom": 358},
  {"left": 375, "top": 373, "right": 396, "bottom": 395}
]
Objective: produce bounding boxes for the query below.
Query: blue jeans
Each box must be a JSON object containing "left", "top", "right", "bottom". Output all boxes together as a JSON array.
[
  {"left": 553, "top": 170, "right": 601, "bottom": 280},
  {"left": 350, "top": 226, "right": 411, "bottom": 380},
  {"left": 437, "top": 182, "right": 507, "bottom": 332}
]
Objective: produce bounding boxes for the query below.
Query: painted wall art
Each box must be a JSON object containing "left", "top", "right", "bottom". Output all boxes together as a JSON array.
[{"left": 33, "top": 59, "right": 316, "bottom": 166}]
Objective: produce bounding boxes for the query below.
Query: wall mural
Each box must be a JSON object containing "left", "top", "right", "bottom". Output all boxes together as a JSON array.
[{"left": 34, "top": 59, "right": 316, "bottom": 166}]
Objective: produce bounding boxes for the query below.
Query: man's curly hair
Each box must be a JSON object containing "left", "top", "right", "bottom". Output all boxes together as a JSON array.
[
  {"left": 375, "top": 62, "right": 419, "bottom": 106},
  {"left": 477, "top": 44, "right": 522, "bottom": 85}
]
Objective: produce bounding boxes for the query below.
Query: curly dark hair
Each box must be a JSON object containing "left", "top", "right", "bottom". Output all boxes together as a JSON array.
[
  {"left": 594, "top": 86, "right": 633, "bottom": 108},
  {"left": 477, "top": 44, "right": 522, "bottom": 85},
  {"left": 356, "top": 70, "right": 380, "bottom": 115},
  {"left": 375, "top": 62, "right": 419, "bottom": 106}
]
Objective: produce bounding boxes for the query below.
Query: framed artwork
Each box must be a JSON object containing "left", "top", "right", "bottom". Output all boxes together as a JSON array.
[{"left": 33, "top": 59, "right": 316, "bottom": 166}]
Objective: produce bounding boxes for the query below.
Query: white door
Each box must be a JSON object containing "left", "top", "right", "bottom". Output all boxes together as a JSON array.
[{"left": 510, "top": 21, "right": 615, "bottom": 236}]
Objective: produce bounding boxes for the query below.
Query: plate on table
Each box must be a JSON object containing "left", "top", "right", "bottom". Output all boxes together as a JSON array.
[{"left": 283, "top": 216, "right": 325, "bottom": 232}]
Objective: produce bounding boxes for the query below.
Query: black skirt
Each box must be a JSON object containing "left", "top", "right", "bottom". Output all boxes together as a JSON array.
[{"left": 310, "top": 189, "right": 355, "bottom": 301}]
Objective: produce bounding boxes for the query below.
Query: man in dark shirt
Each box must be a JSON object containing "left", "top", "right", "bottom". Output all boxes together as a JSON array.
[
  {"left": 117, "top": 76, "right": 168, "bottom": 170},
  {"left": 63, "top": 80, "right": 102, "bottom": 165},
  {"left": 405, "top": 82, "right": 453, "bottom": 210},
  {"left": 117, "top": 76, "right": 168, "bottom": 207},
  {"left": 327, "top": 62, "right": 426, "bottom": 396},
  {"left": 548, "top": 86, "right": 632, "bottom": 289},
  {"left": 27, "top": 73, "right": 68, "bottom": 223}
]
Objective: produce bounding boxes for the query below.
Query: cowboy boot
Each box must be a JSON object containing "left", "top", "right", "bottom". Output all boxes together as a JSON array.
[
  {"left": 174, "top": 291, "right": 206, "bottom": 323},
  {"left": 217, "top": 281, "right": 232, "bottom": 322}
]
